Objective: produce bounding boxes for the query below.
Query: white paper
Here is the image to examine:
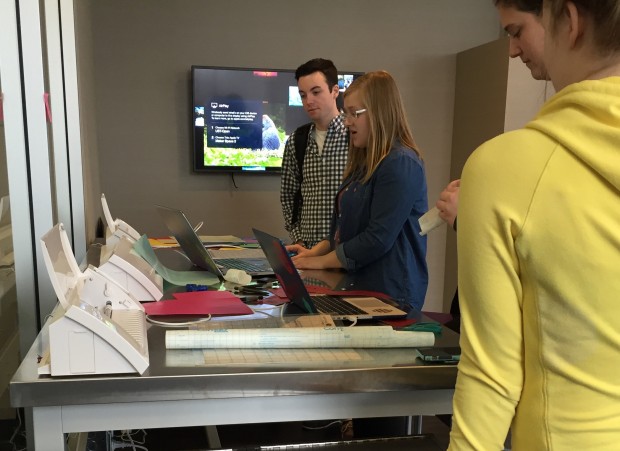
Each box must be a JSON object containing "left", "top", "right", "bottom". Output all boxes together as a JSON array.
[
  {"left": 223, "top": 268, "right": 252, "bottom": 285},
  {"left": 418, "top": 207, "right": 445, "bottom": 236}
]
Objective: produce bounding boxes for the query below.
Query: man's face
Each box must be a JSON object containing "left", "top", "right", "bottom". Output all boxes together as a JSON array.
[
  {"left": 497, "top": 4, "right": 548, "bottom": 80},
  {"left": 297, "top": 71, "right": 339, "bottom": 129}
]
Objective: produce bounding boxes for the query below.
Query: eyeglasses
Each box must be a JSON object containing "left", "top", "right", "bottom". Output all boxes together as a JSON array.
[{"left": 341, "top": 108, "right": 367, "bottom": 120}]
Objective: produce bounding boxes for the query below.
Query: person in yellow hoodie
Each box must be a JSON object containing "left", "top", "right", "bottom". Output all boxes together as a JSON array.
[{"left": 449, "top": 1, "right": 620, "bottom": 450}]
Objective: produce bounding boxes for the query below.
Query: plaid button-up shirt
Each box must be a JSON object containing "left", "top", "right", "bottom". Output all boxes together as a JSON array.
[{"left": 280, "top": 115, "right": 349, "bottom": 247}]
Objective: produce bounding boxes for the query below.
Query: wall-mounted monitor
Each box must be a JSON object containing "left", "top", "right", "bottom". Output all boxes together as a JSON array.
[{"left": 192, "top": 65, "right": 361, "bottom": 174}]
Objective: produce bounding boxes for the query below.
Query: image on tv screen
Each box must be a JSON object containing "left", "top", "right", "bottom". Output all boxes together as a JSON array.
[{"left": 192, "top": 66, "right": 361, "bottom": 174}]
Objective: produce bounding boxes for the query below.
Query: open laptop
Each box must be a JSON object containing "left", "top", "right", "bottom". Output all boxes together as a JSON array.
[
  {"left": 253, "top": 228, "right": 407, "bottom": 320},
  {"left": 156, "top": 205, "right": 273, "bottom": 277}
]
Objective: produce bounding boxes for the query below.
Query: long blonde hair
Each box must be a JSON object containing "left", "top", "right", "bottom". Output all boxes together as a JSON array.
[{"left": 343, "top": 71, "right": 420, "bottom": 183}]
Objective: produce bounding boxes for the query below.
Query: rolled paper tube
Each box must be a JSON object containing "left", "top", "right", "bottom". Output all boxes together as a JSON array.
[
  {"left": 166, "top": 326, "right": 435, "bottom": 349},
  {"left": 223, "top": 268, "right": 252, "bottom": 285}
]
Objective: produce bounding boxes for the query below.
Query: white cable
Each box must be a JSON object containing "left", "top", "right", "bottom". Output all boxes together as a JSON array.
[
  {"left": 344, "top": 316, "right": 358, "bottom": 327},
  {"left": 146, "top": 315, "right": 211, "bottom": 327},
  {"left": 122, "top": 429, "right": 147, "bottom": 445},
  {"left": 171, "top": 248, "right": 192, "bottom": 262},
  {"left": 301, "top": 419, "right": 343, "bottom": 430},
  {"left": 8, "top": 406, "right": 23, "bottom": 449},
  {"left": 249, "top": 305, "right": 275, "bottom": 311},
  {"left": 109, "top": 429, "right": 149, "bottom": 451},
  {"left": 192, "top": 221, "right": 204, "bottom": 233},
  {"left": 280, "top": 302, "right": 288, "bottom": 319}
]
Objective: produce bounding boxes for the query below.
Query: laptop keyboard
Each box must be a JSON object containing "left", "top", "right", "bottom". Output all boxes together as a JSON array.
[
  {"left": 312, "top": 295, "right": 366, "bottom": 316},
  {"left": 217, "top": 258, "right": 270, "bottom": 272}
]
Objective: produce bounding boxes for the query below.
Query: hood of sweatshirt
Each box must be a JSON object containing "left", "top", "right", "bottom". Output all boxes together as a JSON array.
[{"left": 527, "top": 77, "right": 620, "bottom": 191}]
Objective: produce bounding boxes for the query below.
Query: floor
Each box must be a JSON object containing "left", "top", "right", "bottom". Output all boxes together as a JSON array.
[
  {"left": 86, "top": 416, "right": 452, "bottom": 450},
  {"left": 0, "top": 414, "right": 454, "bottom": 451}
]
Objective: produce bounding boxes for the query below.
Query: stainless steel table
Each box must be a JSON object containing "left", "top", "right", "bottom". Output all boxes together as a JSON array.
[
  {"left": 12, "top": 248, "right": 459, "bottom": 450},
  {"left": 11, "top": 310, "right": 458, "bottom": 451}
]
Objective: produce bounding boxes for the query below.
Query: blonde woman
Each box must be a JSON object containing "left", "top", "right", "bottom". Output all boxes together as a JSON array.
[{"left": 288, "top": 71, "right": 428, "bottom": 311}]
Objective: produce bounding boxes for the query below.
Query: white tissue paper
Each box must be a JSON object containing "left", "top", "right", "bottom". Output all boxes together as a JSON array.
[
  {"left": 418, "top": 207, "right": 445, "bottom": 236},
  {"left": 223, "top": 268, "right": 252, "bottom": 285}
]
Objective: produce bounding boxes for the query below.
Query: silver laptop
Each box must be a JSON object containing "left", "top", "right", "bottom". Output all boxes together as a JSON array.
[
  {"left": 156, "top": 205, "right": 273, "bottom": 277},
  {"left": 253, "top": 228, "right": 407, "bottom": 320}
]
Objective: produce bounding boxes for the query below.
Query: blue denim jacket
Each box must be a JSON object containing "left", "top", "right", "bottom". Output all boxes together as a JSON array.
[{"left": 330, "top": 145, "right": 428, "bottom": 310}]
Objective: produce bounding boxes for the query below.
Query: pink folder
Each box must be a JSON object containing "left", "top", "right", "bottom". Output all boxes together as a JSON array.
[{"left": 143, "top": 291, "right": 253, "bottom": 316}]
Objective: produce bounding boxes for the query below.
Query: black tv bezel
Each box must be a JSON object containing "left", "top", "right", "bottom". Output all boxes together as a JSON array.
[
  {"left": 192, "top": 65, "right": 302, "bottom": 175},
  {"left": 191, "top": 65, "right": 362, "bottom": 175}
]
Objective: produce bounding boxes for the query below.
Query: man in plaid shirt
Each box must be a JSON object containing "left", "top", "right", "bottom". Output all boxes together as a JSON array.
[{"left": 280, "top": 58, "right": 349, "bottom": 248}]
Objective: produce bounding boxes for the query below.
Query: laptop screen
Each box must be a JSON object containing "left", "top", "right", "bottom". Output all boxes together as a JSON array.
[
  {"left": 156, "top": 205, "right": 223, "bottom": 277},
  {"left": 252, "top": 228, "right": 317, "bottom": 314}
]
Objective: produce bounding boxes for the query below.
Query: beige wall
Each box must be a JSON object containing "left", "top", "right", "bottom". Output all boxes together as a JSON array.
[{"left": 77, "top": 0, "right": 502, "bottom": 312}]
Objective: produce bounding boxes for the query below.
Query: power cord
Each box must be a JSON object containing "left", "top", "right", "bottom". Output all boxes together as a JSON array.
[
  {"left": 342, "top": 316, "right": 358, "bottom": 327},
  {"left": 1, "top": 408, "right": 27, "bottom": 451},
  {"left": 280, "top": 302, "right": 288, "bottom": 319},
  {"left": 171, "top": 249, "right": 192, "bottom": 262},
  {"left": 192, "top": 221, "right": 204, "bottom": 233},
  {"left": 302, "top": 419, "right": 343, "bottom": 430},
  {"left": 146, "top": 314, "right": 212, "bottom": 327},
  {"left": 108, "top": 430, "right": 149, "bottom": 451}
]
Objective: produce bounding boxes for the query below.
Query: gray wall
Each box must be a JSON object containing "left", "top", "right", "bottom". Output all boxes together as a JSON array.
[{"left": 79, "top": 0, "right": 501, "bottom": 312}]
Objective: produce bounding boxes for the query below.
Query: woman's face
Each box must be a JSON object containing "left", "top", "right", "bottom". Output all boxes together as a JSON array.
[
  {"left": 497, "top": 4, "right": 548, "bottom": 80},
  {"left": 343, "top": 91, "right": 369, "bottom": 149}
]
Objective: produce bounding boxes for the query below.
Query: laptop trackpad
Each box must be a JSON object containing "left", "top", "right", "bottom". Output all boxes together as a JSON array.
[{"left": 344, "top": 297, "right": 387, "bottom": 308}]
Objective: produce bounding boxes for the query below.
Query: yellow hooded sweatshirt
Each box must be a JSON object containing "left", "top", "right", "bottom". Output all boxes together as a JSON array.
[{"left": 449, "top": 77, "right": 620, "bottom": 451}]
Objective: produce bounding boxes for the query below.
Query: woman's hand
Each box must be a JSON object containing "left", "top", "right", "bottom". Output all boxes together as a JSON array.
[
  {"left": 298, "top": 268, "right": 345, "bottom": 289},
  {"left": 293, "top": 251, "right": 343, "bottom": 270},
  {"left": 436, "top": 179, "right": 460, "bottom": 228},
  {"left": 293, "top": 255, "right": 328, "bottom": 270},
  {"left": 286, "top": 240, "right": 331, "bottom": 259},
  {"left": 285, "top": 243, "right": 309, "bottom": 257}
]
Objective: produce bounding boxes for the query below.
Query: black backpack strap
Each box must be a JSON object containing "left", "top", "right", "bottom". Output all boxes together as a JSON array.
[{"left": 291, "top": 122, "right": 313, "bottom": 226}]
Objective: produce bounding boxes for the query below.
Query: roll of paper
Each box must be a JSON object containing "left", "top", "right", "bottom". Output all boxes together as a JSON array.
[
  {"left": 223, "top": 268, "right": 252, "bottom": 285},
  {"left": 166, "top": 326, "right": 435, "bottom": 349}
]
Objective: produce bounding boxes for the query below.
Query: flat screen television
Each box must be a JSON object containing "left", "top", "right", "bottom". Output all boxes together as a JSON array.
[{"left": 192, "top": 65, "right": 361, "bottom": 174}]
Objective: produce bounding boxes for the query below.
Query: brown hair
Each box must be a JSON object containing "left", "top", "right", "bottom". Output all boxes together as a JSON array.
[
  {"left": 494, "top": 0, "right": 542, "bottom": 15},
  {"left": 342, "top": 71, "right": 420, "bottom": 183},
  {"left": 544, "top": 0, "right": 620, "bottom": 55},
  {"left": 295, "top": 58, "right": 339, "bottom": 92}
]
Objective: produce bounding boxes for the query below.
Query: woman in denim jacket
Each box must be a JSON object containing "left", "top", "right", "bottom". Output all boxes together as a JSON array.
[{"left": 287, "top": 71, "right": 428, "bottom": 310}]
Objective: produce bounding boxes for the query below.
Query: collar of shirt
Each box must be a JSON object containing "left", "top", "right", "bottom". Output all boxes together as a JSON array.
[{"left": 310, "top": 114, "right": 347, "bottom": 136}]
